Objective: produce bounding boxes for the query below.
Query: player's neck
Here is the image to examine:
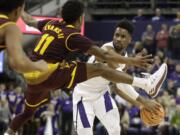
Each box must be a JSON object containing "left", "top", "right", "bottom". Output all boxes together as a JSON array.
[{"left": 115, "top": 48, "right": 125, "bottom": 56}]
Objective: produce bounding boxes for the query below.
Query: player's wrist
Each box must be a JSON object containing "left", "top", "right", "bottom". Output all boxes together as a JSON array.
[
  {"left": 126, "top": 57, "right": 135, "bottom": 66},
  {"left": 136, "top": 96, "right": 146, "bottom": 107}
]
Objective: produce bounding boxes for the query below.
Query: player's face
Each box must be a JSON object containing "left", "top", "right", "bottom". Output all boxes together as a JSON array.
[{"left": 113, "top": 27, "right": 131, "bottom": 53}]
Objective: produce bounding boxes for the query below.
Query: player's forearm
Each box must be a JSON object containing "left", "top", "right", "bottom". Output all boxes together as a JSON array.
[
  {"left": 136, "top": 96, "right": 149, "bottom": 108},
  {"left": 9, "top": 57, "right": 38, "bottom": 73},
  {"left": 87, "top": 46, "right": 134, "bottom": 64},
  {"left": 9, "top": 51, "right": 45, "bottom": 73},
  {"left": 22, "top": 12, "right": 38, "bottom": 28},
  {"left": 114, "top": 87, "right": 141, "bottom": 107},
  {"left": 107, "top": 50, "right": 135, "bottom": 65},
  {"left": 135, "top": 95, "right": 144, "bottom": 107},
  {"left": 112, "top": 83, "right": 142, "bottom": 107}
]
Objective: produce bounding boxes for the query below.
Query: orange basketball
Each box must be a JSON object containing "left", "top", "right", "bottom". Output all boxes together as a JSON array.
[{"left": 140, "top": 104, "right": 165, "bottom": 126}]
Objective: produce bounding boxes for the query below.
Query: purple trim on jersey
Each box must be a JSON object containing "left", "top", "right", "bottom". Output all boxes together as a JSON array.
[
  {"left": 78, "top": 101, "right": 90, "bottom": 128},
  {"left": 104, "top": 91, "right": 113, "bottom": 112}
]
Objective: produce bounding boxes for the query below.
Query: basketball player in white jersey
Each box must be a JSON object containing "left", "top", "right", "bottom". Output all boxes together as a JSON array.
[{"left": 73, "top": 20, "right": 167, "bottom": 135}]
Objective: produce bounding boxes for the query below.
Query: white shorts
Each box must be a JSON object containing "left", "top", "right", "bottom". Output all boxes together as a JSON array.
[{"left": 73, "top": 90, "right": 120, "bottom": 135}]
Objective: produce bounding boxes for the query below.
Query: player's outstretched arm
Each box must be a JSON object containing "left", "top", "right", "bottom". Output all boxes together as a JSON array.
[
  {"left": 87, "top": 46, "right": 152, "bottom": 69},
  {"left": 5, "top": 24, "right": 48, "bottom": 73},
  {"left": 111, "top": 84, "right": 160, "bottom": 112},
  {"left": 110, "top": 83, "right": 141, "bottom": 107},
  {"left": 21, "top": 11, "right": 38, "bottom": 28}
]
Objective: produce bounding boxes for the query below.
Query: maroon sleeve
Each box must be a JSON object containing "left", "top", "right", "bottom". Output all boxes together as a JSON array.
[
  {"left": 66, "top": 33, "right": 94, "bottom": 52},
  {"left": 37, "top": 19, "right": 52, "bottom": 32}
]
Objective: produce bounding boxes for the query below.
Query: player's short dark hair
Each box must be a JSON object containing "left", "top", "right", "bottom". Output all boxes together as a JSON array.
[
  {"left": 61, "top": 0, "right": 84, "bottom": 24},
  {"left": 0, "top": 0, "right": 25, "bottom": 13},
  {"left": 116, "top": 19, "right": 134, "bottom": 35}
]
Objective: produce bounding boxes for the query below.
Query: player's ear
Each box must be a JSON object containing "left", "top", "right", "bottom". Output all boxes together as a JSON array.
[
  {"left": 128, "top": 35, "right": 132, "bottom": 43},
  {"left": 130, "top": 36, "right": 132, "bottom": 42}
]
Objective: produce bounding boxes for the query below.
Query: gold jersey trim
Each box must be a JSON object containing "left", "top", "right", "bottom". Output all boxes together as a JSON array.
[
  {"left": 67, "top": 62, "right": 77, "bottom": 88},
  {"left": 66, "top": 24, "right": 75, "bottom": 28},
  {"left": 65, "top": 32, "right": 80, "bottom": 52},
  {"left": 0, "top": 22, "right": 16, "bottom": 29},
  {"left": 25, "top": 98, "right": 48, "bottom": 108},
  {"left": 0, "top": 14, "right": 9, "bottom": 19},
  {"left": 23, "top": 63, "right": 59, "bottom": 85}
]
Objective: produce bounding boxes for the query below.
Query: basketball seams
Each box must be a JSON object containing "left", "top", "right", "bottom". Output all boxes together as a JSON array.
[{"left": 140, "top": 106, "right": 165, "bottom": 126}]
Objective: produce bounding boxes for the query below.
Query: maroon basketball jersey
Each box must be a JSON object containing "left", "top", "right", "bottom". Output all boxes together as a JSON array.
[{"left": 31, "top": 20, "right": 94, "bottom": 63}]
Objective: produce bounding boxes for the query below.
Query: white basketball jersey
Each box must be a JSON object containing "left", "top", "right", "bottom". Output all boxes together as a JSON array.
[{"left": 73, "top": 42, "right": 127, "bottom": 100}]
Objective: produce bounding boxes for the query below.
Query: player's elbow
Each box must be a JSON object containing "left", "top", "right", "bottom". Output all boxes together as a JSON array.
[{"left": 9, "top": 59, "right": 20, "bottom": 72}]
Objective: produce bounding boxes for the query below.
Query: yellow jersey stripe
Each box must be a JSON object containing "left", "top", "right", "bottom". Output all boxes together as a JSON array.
[
  {"left": 67, "top": 62, "right": 77, "bottom": 88},
  {"left": 66, "top": 24, "right": 75, "bottom": 28},
  {"left": 25, "top": 98, "right": 48, "bottom": 108},
  {"left": 23, "top": 63, "right": 59, "bottom": 85},
  {"left": 0, "top": 22, "right": 16, "bottom": 29},
  {"left": 65, "top": 32, "right": 80, "bottom": 52},
  {"left": 43, "top": 20, "right": 54, "bottom": 30},
  {"left": 0, "top": 14, "right": 9, "bottom": 19}
]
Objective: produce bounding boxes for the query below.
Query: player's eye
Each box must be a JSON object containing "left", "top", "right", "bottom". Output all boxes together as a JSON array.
[{"left": 115, "top": 33, "right": 120, "bottom": 37}]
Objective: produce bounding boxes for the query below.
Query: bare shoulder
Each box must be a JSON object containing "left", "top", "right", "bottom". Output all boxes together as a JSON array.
[
  {"left": 0, "top": 23, "right": 19, "bottom": 43},
  {"left": 101, "top": 45, "right": 114, "bottom": 51},
  {"left": 4, "top": 23, "right": 22, "bottom": 42},
  {"left": 4, "top": 23, "right": 22, "bottom": 50},
  {"left": 4, "top": 23, "right": 21, "bottom": 33},
  {"left": 101, "top": 42, "right": 114, "bottom": 51},
  {"left": 106, "top": 46, "right": 114, "bottom": 50}
]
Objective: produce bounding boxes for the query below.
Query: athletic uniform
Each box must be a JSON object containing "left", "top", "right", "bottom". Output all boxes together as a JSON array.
[
  {"left": 9, "top": 19, "right": 95, "bottom": 131},
  {"left": 23, "top": 20, "right": 95, "bottom": 109},
  {"left": 73, "top": 42, "right": 139, "bottom": 135}
]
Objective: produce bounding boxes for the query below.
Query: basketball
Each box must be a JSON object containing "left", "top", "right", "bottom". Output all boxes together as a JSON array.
[{"left": 140, "top": 105, "right": 165, "bottom": 126}]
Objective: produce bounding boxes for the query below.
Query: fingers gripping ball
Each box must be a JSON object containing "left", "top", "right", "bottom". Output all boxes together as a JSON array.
[{"left": 140, "top": 105, "right": 165, "bottom": 126}]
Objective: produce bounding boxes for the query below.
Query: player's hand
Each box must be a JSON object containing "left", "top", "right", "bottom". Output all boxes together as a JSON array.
[
  {"left": 131, "top": 54, "right": 153, "bottom": 69},
  {"left": 35, "top": 60, "right": 48, "bottom": 72},
  {"left": 21, "top": 11, "right": 30, "bottom": 22},
  {"left": 21, "top": 11, "right": 38, "bottom": 28},
  {"left": 136, "top": 48, "right": 148, "bottom": 57},
  {"left": 141, "top": 99, "right": 161, "bottom": 113}
]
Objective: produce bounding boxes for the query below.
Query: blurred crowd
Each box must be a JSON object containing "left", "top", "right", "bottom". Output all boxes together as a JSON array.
[{"left": 0, "top": 83, "right": 74, "bottom": 135}]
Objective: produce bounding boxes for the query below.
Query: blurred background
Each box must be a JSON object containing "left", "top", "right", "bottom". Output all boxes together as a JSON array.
[{"left": 0, "top": 0, "right": 180, "bottom": 135}]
